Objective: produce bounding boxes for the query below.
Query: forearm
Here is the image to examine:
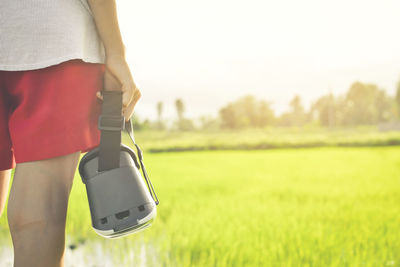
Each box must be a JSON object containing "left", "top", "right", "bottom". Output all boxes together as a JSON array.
[
  {"left": 89, "top": 0, "right": 140, "bottom": 118},
  {"left": 87, "top": 0, "right": 125, "bottom": 59}
]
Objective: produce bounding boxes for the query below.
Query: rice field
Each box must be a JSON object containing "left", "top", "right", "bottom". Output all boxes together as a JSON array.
[
  {"left": 0, "top": 147, "right": 400, "bottom": 266},
  {"left": 129, "top": 127, "right": 400, "bottom": 152}
]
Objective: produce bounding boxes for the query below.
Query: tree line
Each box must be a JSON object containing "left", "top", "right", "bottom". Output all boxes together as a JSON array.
[
  {"left": 221, "top": 81, "right": 400, "bottom": 129},
  {"left": 134, "top": 81, "right": 400, "bottom": 130}
]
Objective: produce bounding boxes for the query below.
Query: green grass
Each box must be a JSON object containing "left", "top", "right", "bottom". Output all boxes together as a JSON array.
[
  {"left": 129, "top": 127, "right": 400, "bottom": 152},
  {"left": 1, "top": 147, "right": 400, "bottom": 266}
]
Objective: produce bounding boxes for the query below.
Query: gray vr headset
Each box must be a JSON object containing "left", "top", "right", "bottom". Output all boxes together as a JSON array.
[{"left": 79, "top": 91, "right": 159, "bottom": 238}]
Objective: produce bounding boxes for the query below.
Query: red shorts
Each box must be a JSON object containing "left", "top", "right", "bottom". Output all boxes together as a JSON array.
[{"left": 0, "top": 59, "right": 105, "bottom": 171}]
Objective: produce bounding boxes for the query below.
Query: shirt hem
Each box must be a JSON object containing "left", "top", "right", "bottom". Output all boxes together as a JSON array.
[{"left": 0, "top": 54, "right": 106, "bottom": 71}]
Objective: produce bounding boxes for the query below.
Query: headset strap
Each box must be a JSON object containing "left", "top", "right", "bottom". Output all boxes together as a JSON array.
[
  {"left": 98, "top": 91, "right": 124, "bottom": 172},
  {"left": 125, "top": 120, "right": 160, "bottom": 205},
  {"left": 98, "top": 91, "right": 159, "bottom": 205}
]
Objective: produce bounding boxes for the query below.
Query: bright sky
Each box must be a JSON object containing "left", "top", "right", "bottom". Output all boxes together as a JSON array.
[{"left": 116, "top": 0, "right": 400, "bottom": 120}]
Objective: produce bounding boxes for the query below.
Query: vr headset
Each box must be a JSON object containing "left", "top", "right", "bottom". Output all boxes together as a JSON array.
[{"left": 79, "top": 91, "right": 159, "bottom": 238}]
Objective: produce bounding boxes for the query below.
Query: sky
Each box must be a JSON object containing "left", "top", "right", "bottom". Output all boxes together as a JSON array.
[{"left": 116, "top": 0, "right": 400, "bottom": 121}]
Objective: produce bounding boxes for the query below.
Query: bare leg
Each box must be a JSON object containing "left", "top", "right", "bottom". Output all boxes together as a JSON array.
[
  {"left": 7, "top": 152, "right": 80, "bottom": 267},
  {"left": 0, "top": 169, "right": 11, "bottom": 216}
]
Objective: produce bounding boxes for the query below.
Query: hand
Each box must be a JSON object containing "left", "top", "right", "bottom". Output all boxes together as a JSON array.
[{"left": 96, "top": 56, "right": 141, "bottom": 121}]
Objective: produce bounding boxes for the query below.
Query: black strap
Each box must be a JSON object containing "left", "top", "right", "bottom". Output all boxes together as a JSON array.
[
  {"left": 98, "top": 91, "right": 125, "bottom": 172},
  {"left": 98, "top": 91, "right": 159, "bottom": 205}
]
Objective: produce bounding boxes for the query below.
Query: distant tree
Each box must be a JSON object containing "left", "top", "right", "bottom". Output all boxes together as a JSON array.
[
  {"left": 235, "top": 95, "right": 257, "bottom": 127},
  {"left": 278, "top": 95, "right": 306, "bottom": 127},
  {"left": 344, "top": 82, "right": 376, "bottom": 125},
  {"left": 289, "top": 95, "right": 306, "bottom": 126},
  {"left": 130, "top": 115, "right": 150, "bottom": 131},
  {"left": 219, "top": 103, "right": 237, "bottom": 128},
  {"left": 219, "top": 95, "right": 275, "bottom": 129},
  {"left": 155, "top": 101, "right": 165, "bottom": 130},
  {"left": 278, "top": 112, "right": 292, "bottom": 127},
  {"left": 157, "top": 101, "right": 163, "bottom": 122},
  {"left": 131, "top": 115, "right": 142, "bottom": 130},
  {"left": 334, "top": 96, "right": 348, "bottom": 126},
  {"left": 311, "top": 93, "right": 336, "bottom": 127},
  {"left": 173, "top": 98, "right": 195, "bottom": 131},
  {"left": 175, "top": 98, "right": 185, "bottom": 121},
  {"left": 176, "top": 118, "right": 195, "bottom": 131},
  {"left": 375, "top": 90, "right": 396, "bottom": 122},
  {"left": 395, "top": 81, "right": 400, "bottom": 118},
  {"left": 256, "top": 100, "right": 275, "bottom": 127},
  {"left": 343, "top": 82, "right": 394, "bottom": 125},
  {"left": 309, "top": 82, "right": 395, "bottom": 127},
  {"left": 199, "top": 116, "right": 220, "bottom": 131},
  {"left": 290, "top": 95, "right": 304, "bottom": 114}
]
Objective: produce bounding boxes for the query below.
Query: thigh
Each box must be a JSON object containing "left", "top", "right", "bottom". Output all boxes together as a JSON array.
[{"left": 8, "top": 152, "right": 80, "bottom": 226}]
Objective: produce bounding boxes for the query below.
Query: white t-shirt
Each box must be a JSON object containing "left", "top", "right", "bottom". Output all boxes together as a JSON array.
[{"left": 0, "top": 0, "right": 105, "bottom": 71}]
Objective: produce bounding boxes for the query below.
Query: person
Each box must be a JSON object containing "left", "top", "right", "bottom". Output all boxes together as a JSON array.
[{"left": 0, "top": 0, "right": 141, "bottom": 266}]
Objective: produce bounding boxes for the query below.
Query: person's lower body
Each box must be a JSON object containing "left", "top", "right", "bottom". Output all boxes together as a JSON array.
[
  {"left": 7, "top": 152, "right": 80, "bottom": 267},
  {"left": 0, "top": 59, "right": 105, "bottom": 267}
]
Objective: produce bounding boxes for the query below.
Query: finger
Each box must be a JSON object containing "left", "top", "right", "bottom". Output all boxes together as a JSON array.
[
  {"left": 123, "top": 88, "right": 141, "bottom": 121},
  {"left": 123, "top": 91, "right": 140, "bottom": 121},
  {"left": 123, "top": 96, "right": 139, "bottom": 121},
  {"left": 121, "top": 83, "right": 134, "bottom": 107},
  {"left": 96, "top": 91, "right": 103, "bottom": 101}
]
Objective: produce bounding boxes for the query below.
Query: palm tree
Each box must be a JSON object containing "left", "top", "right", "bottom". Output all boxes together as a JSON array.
[
  {"left": 175, "top": 98, "right": 185, "bottom": 121},
  {"left": 156, "top": 101, "right": 163, "bottom": 122}
]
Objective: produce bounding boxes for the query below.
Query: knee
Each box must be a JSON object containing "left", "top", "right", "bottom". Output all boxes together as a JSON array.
[
  {"left": 7, "top": 187, "right": 70, "bottom": 233},
  {"left": 8, "top": 208, "right": 67, "bottom": 235},
  {"left": 8, "top": 212, "right": 46, "bottom": 233}
]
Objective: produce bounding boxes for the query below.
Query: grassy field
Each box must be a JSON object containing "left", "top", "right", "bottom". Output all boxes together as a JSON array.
[
  {"left": 129, "top": 127, "right": 400, "bottom": 152},
  {"left": 1, "top": 147, "right": 400, "bottom": 266}
]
